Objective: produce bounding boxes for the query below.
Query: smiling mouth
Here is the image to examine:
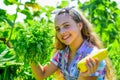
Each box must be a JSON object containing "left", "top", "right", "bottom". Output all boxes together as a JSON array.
[{"left": 62, "top": 35, "right": 71, "bottom": 40}]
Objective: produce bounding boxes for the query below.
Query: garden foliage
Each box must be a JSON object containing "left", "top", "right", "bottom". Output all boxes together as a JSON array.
[{"left": 0, "top": 0, "right": 120, "bottom": 80}]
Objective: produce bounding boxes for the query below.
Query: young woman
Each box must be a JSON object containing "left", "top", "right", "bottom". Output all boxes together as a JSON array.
[{"left": 30, "top": 7, "right": 115, "bottom": 80}]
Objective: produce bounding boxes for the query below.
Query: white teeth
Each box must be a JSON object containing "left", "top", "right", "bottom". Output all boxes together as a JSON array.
[{"left": 62, "top": 35, "right": 70, "bottom": 40}]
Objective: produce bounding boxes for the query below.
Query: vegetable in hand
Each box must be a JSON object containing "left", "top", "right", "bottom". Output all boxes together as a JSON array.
[{"left": 77, "top": 49, "right": 108, "bottom": 72}]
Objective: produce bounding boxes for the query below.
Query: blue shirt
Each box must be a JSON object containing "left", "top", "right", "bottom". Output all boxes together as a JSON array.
[{"left": 51, "top": 40, "right": 106, "bottom": 80}]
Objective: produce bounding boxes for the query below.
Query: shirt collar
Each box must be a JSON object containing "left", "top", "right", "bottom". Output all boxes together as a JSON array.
[
  {"left": 76, "top": 40, "right": 94, "bottom": 54},
  {"left": 64, "top": 40, "right": 94, "bottom": 55}
]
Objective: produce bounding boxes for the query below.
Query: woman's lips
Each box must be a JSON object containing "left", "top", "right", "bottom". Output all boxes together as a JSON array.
[{"left": 62, "top": 34, "right": 71, "bottom": 40}]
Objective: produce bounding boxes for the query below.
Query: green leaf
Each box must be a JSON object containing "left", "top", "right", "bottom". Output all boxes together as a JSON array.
[
  {"left": 3, "top": 30, "right": 9, "bottom": 38},
  {"left": 0, "top": 12, "right": 14, "bottom": 27},
  {"left": 0, "top": 55, "right": 15, "bottom": 62},
  {"left": 3, "top": 0, "right": 18, "bottom": 5},
  {"left": 30, "top": 0, "right": 35, "bottom": 3},
  {"left": 0, "top": 48, "right": 8, "bottom": 59},
  {"left": 6, "top": 14, "right": 16, "bottom": 21},
  {"left": 4, "top": 0, "right": 13, "bottom": 5},
  {"left": 110, "top": 1, "right": 117, "bottom": 7},
  {"left": 0, "top": 9, "right": 6, "bottom": 16},
  {"left": 107, "top": 44, "right": 112, "bottom": 51},
  {"left": 97, "top": 4, "right": 105, "bottom": 11},
  {"left": 0, "top": 9, "right": 7, "bottom": 22},
  {"left": 5, "top": 18, "right": 14, "bottom": 27},
  {"left": 20, "top": 8, "right": 33, "bottom": 20},
  {"left": 57, "top": 1, "right": 69, "bottom": 8}
]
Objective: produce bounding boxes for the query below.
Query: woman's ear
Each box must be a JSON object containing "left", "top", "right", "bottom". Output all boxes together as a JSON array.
[{"left": 78, "top": 22, "right": 83, "bottom": 30}]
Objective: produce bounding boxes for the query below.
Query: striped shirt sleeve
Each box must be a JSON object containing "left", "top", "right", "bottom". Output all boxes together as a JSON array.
[{"left": 51, "top": 50, "right": 61, "bottom": 67}]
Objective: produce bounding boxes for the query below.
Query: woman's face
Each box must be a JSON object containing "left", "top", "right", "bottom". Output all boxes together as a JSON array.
[{"left": 55, "top": 13, "right": 82, "bottom": 45}]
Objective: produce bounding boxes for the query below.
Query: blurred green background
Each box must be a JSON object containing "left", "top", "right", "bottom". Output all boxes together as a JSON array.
[{"left": 0, "top": 0, "right": 120, "bottom": 80}]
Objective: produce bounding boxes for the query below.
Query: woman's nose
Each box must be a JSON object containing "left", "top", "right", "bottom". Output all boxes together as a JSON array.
[{"left": 60, "top": 28, "right": 66, "bottom": 34}]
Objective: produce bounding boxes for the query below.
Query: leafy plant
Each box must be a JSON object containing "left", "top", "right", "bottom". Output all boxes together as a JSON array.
[
  {"left": 0, "top": 42, "right": 23, "bottom": 80},
  {"left": 0, "top": 0, "right": 120, "bottom": 80},
  {"left": 13, "top": 21, "right": 54, "bottom": 64}
]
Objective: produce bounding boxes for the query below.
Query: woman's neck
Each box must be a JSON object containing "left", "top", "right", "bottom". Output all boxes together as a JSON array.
[{"left": 69, "top": 36, "right": 83, "bottom": 54}]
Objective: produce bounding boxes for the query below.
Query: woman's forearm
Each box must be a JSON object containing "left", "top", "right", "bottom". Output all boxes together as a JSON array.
[
  {"left": 78, "top": 76, "right": 97, "bottom": 80},
  {"left": 78, "top": 75, "right": 86, "bottom": 80},
  {"left": 30, "top": 62, "right": 45, "bottom": 80}
]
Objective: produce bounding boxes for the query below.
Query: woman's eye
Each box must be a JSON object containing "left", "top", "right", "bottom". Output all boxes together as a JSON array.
[
  {"left": 64, "top": 25, "right": 69, "bottom": 28},
  {"left": 56, "top": 28, "right": 60, "bottom": 31}
]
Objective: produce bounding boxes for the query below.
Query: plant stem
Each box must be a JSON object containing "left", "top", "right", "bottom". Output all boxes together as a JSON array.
[
  {"left": 8, "top": 1, "right": 21, "bottom": 42},
  {"left": 3, "top": 67, "right": 7, "bottom": 80}
]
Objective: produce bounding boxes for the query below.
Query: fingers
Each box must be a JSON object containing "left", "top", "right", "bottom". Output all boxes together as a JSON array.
[
  {"left": 80, "top": 58, "right": 100, "bottom": 77},
  {"left": 86, "top": 58, "right": 100, "bottom": 74},
  {"left": 95, "top": 58, "right": 100, "bottom": 67}
]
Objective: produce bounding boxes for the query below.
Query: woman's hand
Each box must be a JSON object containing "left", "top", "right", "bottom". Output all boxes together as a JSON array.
[
  {"left": 77, "top": 58, "right": 100, "bottom": 80},
  {"left": 30, "top": 61, "right": 58, "bottom": 80},
  {"left": 80, "top": 58, "right": 100, "bottom": 77}
]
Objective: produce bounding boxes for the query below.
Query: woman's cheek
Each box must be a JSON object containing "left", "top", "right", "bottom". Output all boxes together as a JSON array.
[{"left": 57, "top": 34, "right": 62, "bottom": 41}]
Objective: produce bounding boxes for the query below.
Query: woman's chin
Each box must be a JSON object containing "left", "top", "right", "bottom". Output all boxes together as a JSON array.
[{"left": 64, "top": 41, "right": 71, "bottom": 45}]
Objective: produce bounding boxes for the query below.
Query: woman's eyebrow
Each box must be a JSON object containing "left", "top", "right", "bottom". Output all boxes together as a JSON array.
[
  {"left": 55, "top": 22, "right": 69, "bottom": 28},
  {"left": 62, "top": 22, "right": 69, "bottom": 25}
]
